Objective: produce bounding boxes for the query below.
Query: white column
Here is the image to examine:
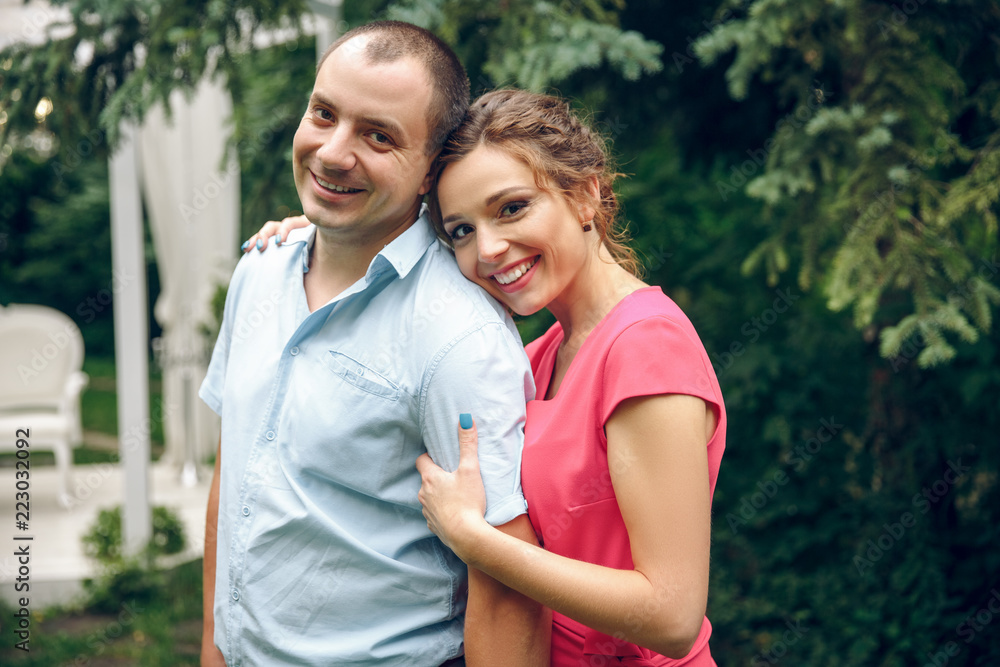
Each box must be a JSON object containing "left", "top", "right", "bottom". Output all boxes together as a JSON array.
[
  {"left": 307, "top": 0, "right": 343, "bottom": 60},
  {"left": 109, "top": 122, "right": 152, "bottom": 556}
]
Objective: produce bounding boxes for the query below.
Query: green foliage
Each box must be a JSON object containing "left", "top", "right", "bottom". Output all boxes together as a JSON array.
[
  {"left": 83, "top": 505, "right": 186, "bottom": 562},
  {"left": 0, "top": 150, "right": 119, "bottom": 354},
  {"left": 0, "top": 559, "right": 204, "bottom": 665},
  {"left": 2, "top": 1, "right": 999, "bottom": 665},
  {"left": 385, "top": 0, "right": 663, "bottom": 90},
  {"left": 81, "top": 505, "right": 187, "bottom": 612},
  {"left": 0, "top": 0, "right": 309, "bottom": 152},
  {"left": 694, "top": 0, "right": 1000, "bottom": 367}
]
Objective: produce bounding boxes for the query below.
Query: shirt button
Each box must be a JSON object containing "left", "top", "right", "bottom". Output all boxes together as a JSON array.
[
  {"left": 266, "top": 430, "right": 276, "bottom": 441},
  {"left": 241, "top": 505, "right": 250, "bottom": 516},
  {"left": 355, "top": 368, "right": 364, "bottom": 376},
  {"left": 232, "top": 589, "right": 240, "bottom": 601},
  {"left": 290, "top": 346, "right": 299, "bottom": 356}
]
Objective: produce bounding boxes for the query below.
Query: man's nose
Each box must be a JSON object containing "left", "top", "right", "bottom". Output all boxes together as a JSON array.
[{"left": 316, "top": 125, "right": 358, "bottom": 172}]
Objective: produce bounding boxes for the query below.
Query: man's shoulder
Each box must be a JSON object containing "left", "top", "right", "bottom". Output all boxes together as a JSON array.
[{"left": 405, "top": 240, "right": 511, "bottom": 330}]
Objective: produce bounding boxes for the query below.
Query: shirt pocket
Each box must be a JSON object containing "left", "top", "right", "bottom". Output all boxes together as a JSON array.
[{"left": 324, "top": 351, "right": 401, "bottom": 401}]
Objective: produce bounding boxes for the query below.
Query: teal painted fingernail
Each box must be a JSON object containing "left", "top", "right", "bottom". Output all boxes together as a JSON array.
[
  {"left": 256, "top": 238, "right": 263, "bottom": 250},
  {"left": 459, "top": 413, "right": 473, "bottom": 429},
  {"left": 274, "top": 235, "right": 282, "bottom": 246},
  {"left": 241, "top": 240, "right": 250, "bottom": 251}
]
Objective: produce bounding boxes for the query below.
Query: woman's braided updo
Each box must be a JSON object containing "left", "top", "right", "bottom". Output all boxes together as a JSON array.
[{"left": 428, "top": 89, "right": 639, "bottom": 275}]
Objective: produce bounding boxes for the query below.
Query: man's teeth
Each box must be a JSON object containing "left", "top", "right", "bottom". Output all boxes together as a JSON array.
[
  {"left": 316, "top": 176, "right": 359, "bottom": 193},
  {"left": 494, "top": 258, "right": 537, "bottom": 285}
]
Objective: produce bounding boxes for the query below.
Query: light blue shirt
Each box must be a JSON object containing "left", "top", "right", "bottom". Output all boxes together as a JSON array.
[{"left": 200, "top": 212, "right": 534, "bottom": 666}]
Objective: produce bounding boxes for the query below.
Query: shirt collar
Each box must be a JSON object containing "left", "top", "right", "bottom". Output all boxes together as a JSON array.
[
  {"left": 370, "top": 206, "right": 437, "bottom": 280},
  {"left": 295, "top": 206, "right": 438, "bottom": 282}
]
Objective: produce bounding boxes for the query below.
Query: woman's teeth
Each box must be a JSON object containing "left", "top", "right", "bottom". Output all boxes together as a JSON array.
[{"left": 494, "top": 258, "right": 537, "bottom": 285}]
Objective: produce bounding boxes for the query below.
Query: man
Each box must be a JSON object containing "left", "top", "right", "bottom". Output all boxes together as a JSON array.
[{"left": 200, "top": 21, "right": 548, "bottom": 666}]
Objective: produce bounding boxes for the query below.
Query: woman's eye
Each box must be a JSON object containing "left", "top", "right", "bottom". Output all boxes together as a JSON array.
[
  {"left": 500, "top": 201, "right": 528, "bottom": 217},
  {"left": 370, "top": 131, "right": 392, "bottom": 145},
  {"left": 448, "top": 224, "right": 474, "bottom": 241}
]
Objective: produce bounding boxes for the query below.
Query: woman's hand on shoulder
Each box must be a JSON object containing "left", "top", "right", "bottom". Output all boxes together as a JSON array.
[{"left": 241, "top": 215, "right": 311, "bottom": 253}]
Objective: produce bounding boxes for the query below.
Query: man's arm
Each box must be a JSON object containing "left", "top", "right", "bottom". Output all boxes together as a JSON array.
[
  {"left": 201, "top": 440, "right": 227, "bottom": 667},
  {"left": 464, "top": 515, "right": 551, "bottom": 666},
  {"left": 419, "top": 320, "right": 550, "bottom": 665}
]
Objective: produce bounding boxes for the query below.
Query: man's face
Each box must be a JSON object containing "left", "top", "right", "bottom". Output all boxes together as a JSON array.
[{"left": 292, "top": 36, "right": 437, "bottom": 248}]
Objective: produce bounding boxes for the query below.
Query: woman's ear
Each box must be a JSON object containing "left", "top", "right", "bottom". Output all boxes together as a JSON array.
[{"left": 576, "top": 175, "right": 600, "bottom": 222}]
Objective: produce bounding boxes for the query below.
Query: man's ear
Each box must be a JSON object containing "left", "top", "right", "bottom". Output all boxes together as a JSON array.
[{"left": 419, "top": 151, "right": 442, "bottom": 196}]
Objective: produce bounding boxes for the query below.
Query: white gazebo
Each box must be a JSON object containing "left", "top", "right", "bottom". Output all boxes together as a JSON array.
[{"left": 0, "top": 0, "right": 341, "bottom": 606}]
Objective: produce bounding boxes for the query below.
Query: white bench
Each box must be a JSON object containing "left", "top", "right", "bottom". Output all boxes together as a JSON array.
[{"left": 0, "top": 304, "right": 89, "bottom": 507}]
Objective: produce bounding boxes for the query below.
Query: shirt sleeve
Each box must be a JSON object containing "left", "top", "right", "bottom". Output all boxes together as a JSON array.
[
  {"left": 600, "top": 315, "right": 722, "bottom": 425},
  {"left": 198, "top": 262, "right": 244, "bottom": 416},
  {"left": 421, "top": 321, "right": 534, "bottom": 527}
]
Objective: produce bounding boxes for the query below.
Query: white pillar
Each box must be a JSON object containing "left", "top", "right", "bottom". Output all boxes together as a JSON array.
[
  {"left": 307, "top": 0, "right": 343, "bottom": 60},
  {"left": 109, "top": 122, "right": 152, "bottom": 556}
]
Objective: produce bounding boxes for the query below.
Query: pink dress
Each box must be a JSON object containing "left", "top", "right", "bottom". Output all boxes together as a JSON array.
[{"left": 521, "top": 287, "right": 725, "bottom": 666}]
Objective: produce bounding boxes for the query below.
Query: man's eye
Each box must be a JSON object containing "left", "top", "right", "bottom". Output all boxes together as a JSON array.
[
  {"left": 314, "top": 108, "right": 334, "bottom": 121},
  {"left": 370, "top": 131, "right": 391, "bottom": 145},
  {"left": 449, "top": 224, "right": 474, "bottom": 241}
]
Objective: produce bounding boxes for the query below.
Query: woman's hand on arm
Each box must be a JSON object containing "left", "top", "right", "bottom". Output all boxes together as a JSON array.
[
  {"left": 418, "top": 395, "right": 714, "bottom": 660},
  {"left": 418, "top": 420, "right": 551, "bottom": 666},
  {"left": 416, "top": 417, "right": 492, "bottom": 560},
  {"left": 241, "top": 215, "right": 311, "bottom": 253}
]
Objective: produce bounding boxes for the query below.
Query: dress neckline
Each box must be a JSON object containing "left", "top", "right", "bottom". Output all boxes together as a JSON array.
[{"left": 534, "top": 286, "right": 662, "bottom": 402}]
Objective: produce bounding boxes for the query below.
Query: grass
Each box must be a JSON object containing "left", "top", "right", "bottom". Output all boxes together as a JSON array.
[
  {"left": 81, "top": 356, "right": 166, "bottom": 453},
  {"left": 0, "top": 559, "right": 203, "bottom": 665}
]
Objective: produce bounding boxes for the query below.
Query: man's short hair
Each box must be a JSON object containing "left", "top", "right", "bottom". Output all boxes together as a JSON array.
[{"left": 319, "top": 21, "right": 470, "bottom": 154}]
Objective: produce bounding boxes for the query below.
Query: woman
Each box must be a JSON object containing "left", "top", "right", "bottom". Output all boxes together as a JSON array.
[{"left": 247, "top": 89, "right": 725, "bottom": 666}]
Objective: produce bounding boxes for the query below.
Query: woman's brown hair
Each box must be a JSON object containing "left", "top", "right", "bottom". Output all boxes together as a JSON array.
[{"left": 428, "top": 89, "right": 640, "bottom": 275}]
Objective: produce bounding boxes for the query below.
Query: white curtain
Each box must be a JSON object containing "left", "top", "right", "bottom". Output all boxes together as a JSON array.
[{"left": 137, "top": 76, "right": 239, "bottom": 470}]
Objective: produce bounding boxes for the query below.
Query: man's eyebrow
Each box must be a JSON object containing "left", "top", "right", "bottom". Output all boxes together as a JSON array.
[{"left": 309, "top": 93, "right": 406, "bottom": 142}]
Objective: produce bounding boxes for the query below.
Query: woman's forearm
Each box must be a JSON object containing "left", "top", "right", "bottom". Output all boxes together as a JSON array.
[{"left": 458, "top": 521, "right": 704, "bottom": 659}]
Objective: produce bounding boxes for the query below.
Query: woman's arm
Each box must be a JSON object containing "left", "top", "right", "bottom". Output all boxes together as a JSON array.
[{"left": 416, "top": 393, "right": 713, "bottom": 659}]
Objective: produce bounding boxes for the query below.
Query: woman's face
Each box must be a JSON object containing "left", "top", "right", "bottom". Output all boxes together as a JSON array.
[{"left": 436, "top": 145, "right": 595, "bottom": 317}]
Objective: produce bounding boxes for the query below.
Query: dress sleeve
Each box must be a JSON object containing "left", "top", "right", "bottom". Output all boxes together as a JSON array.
[
  {"left": 600, "top": 315, "right": 721, "bottom": 425},
  {"left": 420, "top": 322, "right": 535, "bottom": 527}
]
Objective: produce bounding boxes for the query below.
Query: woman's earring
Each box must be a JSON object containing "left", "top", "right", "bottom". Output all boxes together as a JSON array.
[{"left": 582, "top": 220, "right": 593, "bottom": 232}]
